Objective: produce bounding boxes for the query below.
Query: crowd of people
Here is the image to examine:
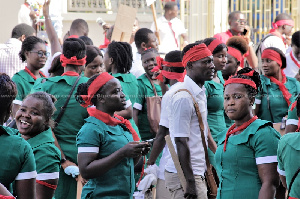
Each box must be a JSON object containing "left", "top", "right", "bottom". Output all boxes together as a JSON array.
[{"left": 0, "top": 0, "right": 300, "bottom": 199}]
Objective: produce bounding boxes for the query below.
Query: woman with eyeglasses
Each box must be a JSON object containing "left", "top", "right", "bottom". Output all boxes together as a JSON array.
[{"left": 12, "top": 36, "right": 49, "bottom": 117}]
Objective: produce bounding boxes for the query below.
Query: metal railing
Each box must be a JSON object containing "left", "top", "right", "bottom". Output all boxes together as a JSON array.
[
  {"left": 67, "top": 0, "right": 166, "bottom": 14},
  {"left": 229, "top": 0, "right": 299, "bottom": 42}
]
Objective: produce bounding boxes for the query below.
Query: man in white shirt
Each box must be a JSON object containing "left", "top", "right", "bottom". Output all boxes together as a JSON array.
[
  {"left": 284, "top": 31, "right": 300, "bottom": 78},
  {"left": 261, "top": 13, "right": 294, "bottom": 54},
  {"left": 164, "top": 43, "right": 216, "bottom": 199},
  {"left": 0, "top": 23, "right": 35, "bottom": 77},
  {"left": 151, "top": 2, "right": 188, "bottom": 55},
  {"left": 131, "top": 28, "right": 158, "bottom": 78}
]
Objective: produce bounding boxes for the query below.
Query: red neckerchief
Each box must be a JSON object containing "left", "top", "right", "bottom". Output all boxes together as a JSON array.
[
  {"left": 87, "top": 107, "right": 140, "bottom": 141},
  {"left": 290, "top": 51, "right": 300, "bottom": 68},
  {"left": 24, "top": 66, "right": 46, "bottom": 80},
  {"left": 266, "top": 70, "right": 292, "bottom": 106},
  {"left": 269, "top": 29, "right": 286, "bottom": 45},
  {"left": 61, "top": 71, "right": 79, "bottom": 76},
  {"left": 168, "top": 21, "right": 178, "bottom": 47},
  {"left": 224, "top": 116, "right": 258, "bottom": 151}
]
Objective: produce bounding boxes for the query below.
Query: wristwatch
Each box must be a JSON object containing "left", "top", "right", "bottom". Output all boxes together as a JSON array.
[{"left": 60, "top": 157, "right": 67, "bottom": 164}]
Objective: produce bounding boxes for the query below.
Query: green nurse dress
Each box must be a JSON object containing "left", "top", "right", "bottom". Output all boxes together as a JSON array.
[
  {"left": 32, "top": 74, "right": 89, "bottom": 199},
  {"left": 0, "top": 125, "right": 36, "bottom": 191},
  {"left": 255, "top": 75, "right": 300, "bottom": 123},
  {"left": 134, "top": 74, "right": 162, "bottom": 141},
  {"left": 12, "top": 69, "right": 44, "bottom": 104},
  {"left": 26, "top": 128, "right": 61, "bottom": 182},
  {"left": 77, "top": 116, "right": 135, "bottom": 199},
  {"left": 214, "top": 119, "right": 280, "bottom": 199},
  {"left": 277, "top": 133, "right": 300, "bottom": 198},
  {"left": 112, "top": 73, "right": 140, "bottom": 137},
  {"left": 286, "top": 103, "right": 298, "bottom": 130},
  {"left": 205, "top": 71, "right": 226, "bottom": 167}
]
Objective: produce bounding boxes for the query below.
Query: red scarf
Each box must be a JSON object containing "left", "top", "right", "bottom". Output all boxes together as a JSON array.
[
  {"left": 266, "top": 70, "right": 291, "bottom": 106},
  {"left": 224, "top": 116, "right": 258, "bottom": 151},
  {"left": 269, "top": 30, "right": 286, "bottom": 45},
  {"left": 290, "top": 51, "right": 300, "bottom": 68},
  {"left": 24, "top": 66, "right": 46, "bottom": 80},
  {"left": 60, "top": 54, "right": 86, "bottom": 67},
  {"left": 182, "top": 43, "right": 212, "bottom": 66},
  {"left": 87, "top": 107, "right": 140, "bottom": 141}
]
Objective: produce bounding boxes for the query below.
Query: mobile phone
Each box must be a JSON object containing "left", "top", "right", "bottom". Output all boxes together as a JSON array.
[
  {"left": 242, "top": 28, "right": 248, "bottom": 36},
  {"left": 144, "top": 138, "right": 156, "bottom": 146}
]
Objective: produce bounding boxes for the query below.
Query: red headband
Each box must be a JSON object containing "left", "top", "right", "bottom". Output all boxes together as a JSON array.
[
  {"left": 60, "top": 54, "right": 87, "bottom": 67},
  {"left": 261, "top": 49, "right": 282, "bottom": 67},
  {"left": 272, "top": 19, "right": 294, "bottom": 29},
  {"left": 224, "top": 78, "right": 257, "bottom": 89},
  {"left": 182, "top": 43, "right": 212, "bottom": 66},
  {"left": 80, "top": 72, "right": 114, "bottom": 108},
  {"left": 242, "top": 70, "right": 255, "bottom": 77},
  {"left": 161, "top": 70, "right": 185, "bottom": 82},
  {"left": 207, "top": 38, "right": 223, "bottom": 53},
  {"left": 227, "top": 47, "right": 243, "bottom": 62}
]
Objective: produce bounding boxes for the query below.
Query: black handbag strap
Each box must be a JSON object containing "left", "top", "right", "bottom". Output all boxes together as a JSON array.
[
  {"left": 54, "top": 75, "right": 81, "bottom": 127},
  {"left": 288, "top": 167, "right": 300, "bottom": 197}
]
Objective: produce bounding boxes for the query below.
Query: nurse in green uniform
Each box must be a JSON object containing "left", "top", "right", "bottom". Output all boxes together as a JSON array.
[
  {"left": 203, "top": 38, "right": 227, "bottom": 141},
  {"left": 133, "top": 48, "right": 163, "bottom": 141},
  {"left": 0, "top": 73, "right": 36, "bottom": 198},
  {"left": 103, "top": 41, "right": 140, "bottom": 136},
  {"left": 255, "top": 47, "right": 300, "bottom": 123},
  {"left": 215, "top": 68, "right": 280, "bottom": 199},
  {"left": 75, "top": 72, "right": 150, "bottom": 199},
  {"left": 12, "top": 36, "right": 48, "bottom": 117},
  {"left": 32, "top": 38, "right": 89, "bottom": 199},
  {"left": 202, "top": 38, "right": 227, "bottom": 168},
  {"left": 277, "top": 96, "right": 300, "bottom": 199},
  {"left": 285, "top": 98, "right": 299, "bottom": 133},
  {"left": 84, "top": 45, "right": 105, "bottom": 78},
  {"left": 15, "top": 92, "right": 60, "bottom": 199}
]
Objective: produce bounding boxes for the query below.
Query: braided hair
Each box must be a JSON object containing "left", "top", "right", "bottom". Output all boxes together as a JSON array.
[
  {"left": 19, "top": 36, "right": 45, "bottom": 62},
  {"left": 0, "top": 73, "right": 17, "bottom": 113},
  {"left": 62, "top": 38, "right": 86, "bottom": 61},
  {"left": 227, "top": 67, "right": 261, "bottom": 99},
  {"left": 106, "top": 41, "right": 133, "bottom": 73},
  {"left": 75, "top": 74, "right": 107, "bottom": 106}
]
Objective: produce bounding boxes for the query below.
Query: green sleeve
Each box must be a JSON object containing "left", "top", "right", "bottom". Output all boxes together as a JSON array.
[
  {"left": 252, "top": 126, "right": 280, "bottom": 160},
  {"left": 134, "top": 80, "right": 146, "bottom": 108},
  {"left": 35, "top": 145, "right": 60, "bottom": 174},
  {"left": 77, "top": 123, "right": 102, "bottom": 147},
  {"left": 20, "top": 140, "right": 36, "bottom": 174},
  {"left": 277, "top": 136, "right": 286, "bottom": 172},
  {"left": 12, "top": 75, "right": 26, "bottom": 101},
  {"left": 287, "top": 105, "right": 298, "bottom": 120}
]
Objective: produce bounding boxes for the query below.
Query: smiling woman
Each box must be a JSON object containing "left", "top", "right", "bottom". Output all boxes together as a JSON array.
[
  {"left": 15, "top": 92, "right": 60, "bottom": 199},
  {"left": 11, "top": 36, "right": 48, "bottom": 118}
]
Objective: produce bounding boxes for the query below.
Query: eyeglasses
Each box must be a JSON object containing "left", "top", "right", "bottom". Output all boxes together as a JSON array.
[
  {"left": 235, "top": 19, "right": 247, "bottom": 24},
  {"left": 30, "top": 51, "right": 50, "bottom": 57}
]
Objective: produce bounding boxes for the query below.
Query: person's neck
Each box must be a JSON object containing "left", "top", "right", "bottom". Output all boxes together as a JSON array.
[
  {"left": 274, "top": 70, "right": 283, "bottom": 81},
  {"left": 235, "top": 112, "right": 253, "bottom": 128},
  {"left": 95, "top": 104, "right": 114, "bottom": 117},
  {"left": 164, "top": 14, "right": 173, "bottom": 21},
  {"left": 229, "top": 29, "right": 241, "bottom": 36},
  {"left": 137, "top": 48, "right": 143, "bottom": 54},
  {"left": 187, "top": 74, "right": 204, "bottom": 88},
  {"left": 27, "top": 65, "right": 40, "bottom": 77},
  {"left": 111, "top": 66, "right": 118, "bottom": 74},
  {"left": 65, "top": 66, "right": 81, "bottom": 74},
  {"left": 169, "top": 79, "right": 178, "bottom": 86}
]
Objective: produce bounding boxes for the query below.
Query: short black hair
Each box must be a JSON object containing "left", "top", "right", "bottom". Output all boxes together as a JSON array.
[
  {"left": 165, "top": 50, "right": 184, "bottom": 73},
  {"left": 11, "top": 23, "right": 35, "bottom": 39},
  {"left": 86, "top": 45, "right": 103, "bottom": 66},
  {"left": 107, "top": 41, "right": 133, "bottom": 73},
  {"left": 202, "top": 37, "right": 227, "bottom": 54},
  {"left": 228, "top": 11, "right": 243, "bottom": 22},
  {"left": 275, "top": 13, "right": 292, "bottom": 22},
  {"left": 79, "top": 36, "right": 94, "bottom": 45},
  {"left": 164, "top": 2, "right": 177, "bottom": 11},
  {"left": 19, "top": 36, "right": 45, "bottom": 62},
  {"left": 48, "top": 54, "right": 64, "bottom": 76},
  {"left": 70, "top": 19, "right": 89, "bottom": 36},
  {"left": 134, "top": 28, "right": 153, "bottom": 49},
  {"left": 141, "top": 48, "right": 158, "bottom": 57},
  {"left": 292, "top": 31, "right": 300, "bottom": 48}
]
